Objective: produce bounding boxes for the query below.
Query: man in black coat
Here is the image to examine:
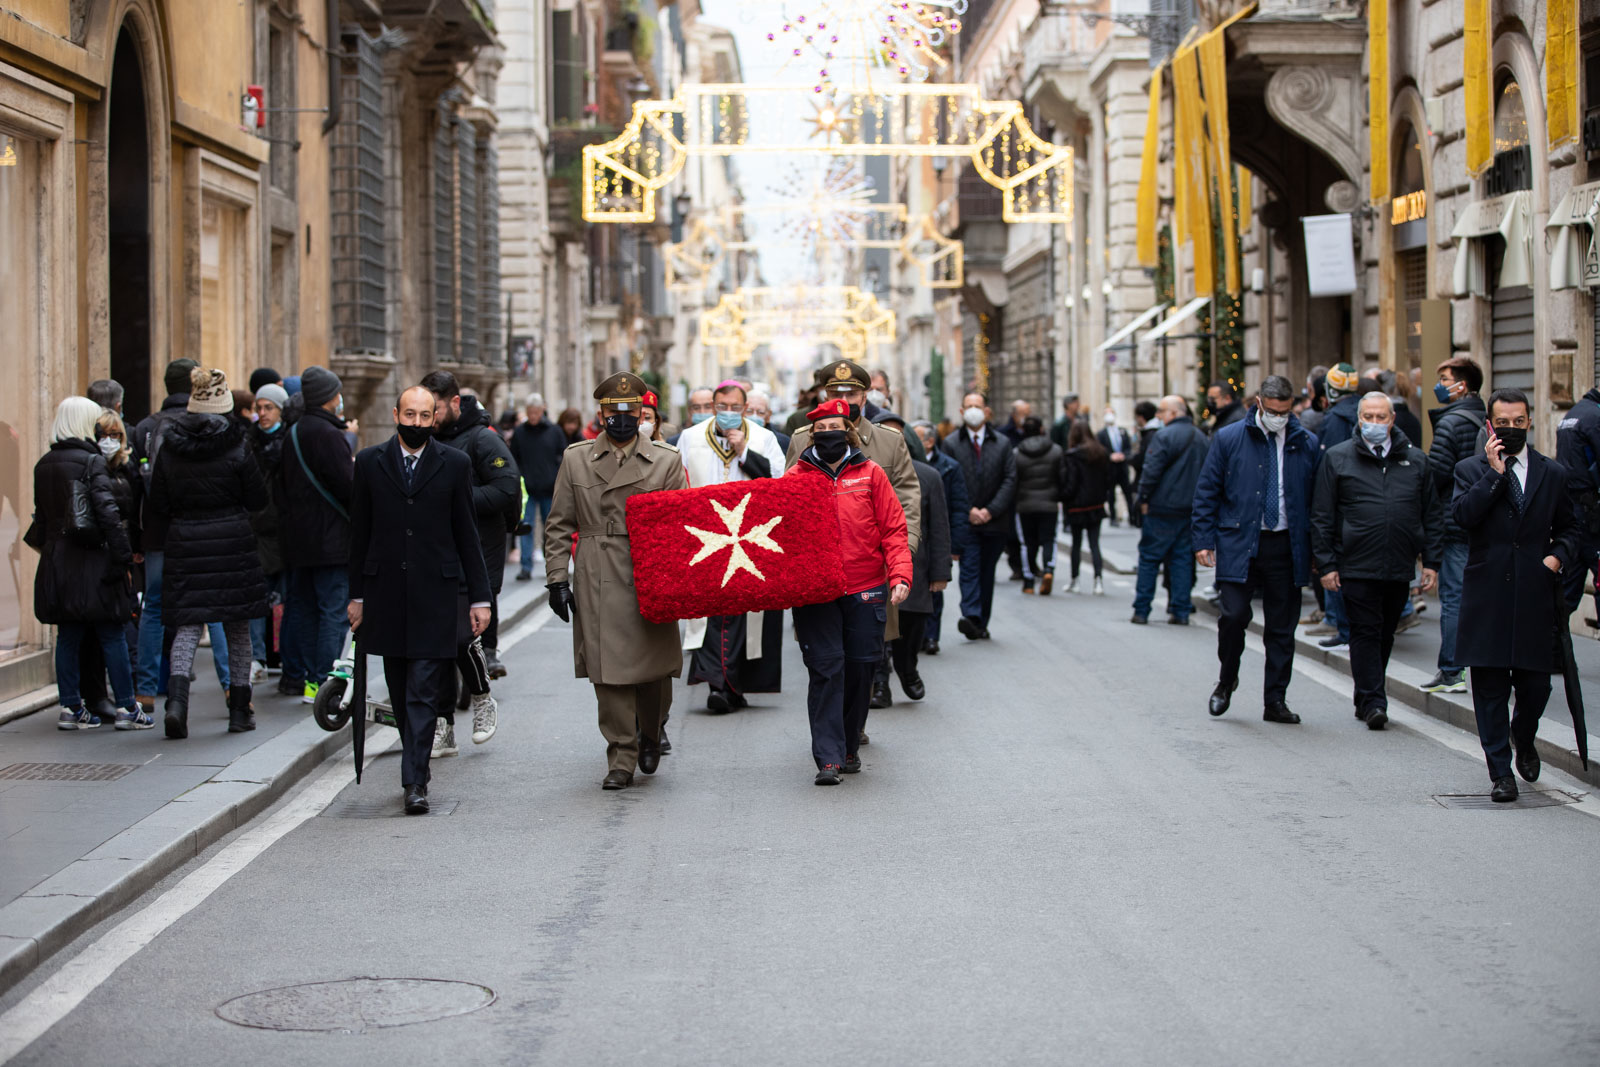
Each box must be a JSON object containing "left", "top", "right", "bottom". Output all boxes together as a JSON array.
[
  {"left": 1554, "top": 384, "right": 1600, "bottom": 610},
  {"left": 348, "top": 385, "right": 492, "bottom": 815},
  {"left": 942, "top": 391, "right": 1017, "bottom": 640},
  {"left": 1097, "top": 411, "right": 1136, "bottom": 525},
  {"left": 1453, "top": 388, "right": 1580, "bottom": 802},
  {"left": 509, "top": 393, "right": 567, "bottom": 581},
  {"left": 1204, "top": 380, "right": 1247, "bottom": 437},
  {"left": 1423, "top": 356, "right": 1488, "bottom": 693},
  {"left": 280, "top": 365, "right": 354, "bottom": 700},
  {"left": 421, "top": 371, "right": 522, "bottom": 680}
]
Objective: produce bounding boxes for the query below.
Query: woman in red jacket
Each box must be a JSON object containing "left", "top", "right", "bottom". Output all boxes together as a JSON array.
[{"left": 786, "top": 399, "right": 912, "bottom": 784}]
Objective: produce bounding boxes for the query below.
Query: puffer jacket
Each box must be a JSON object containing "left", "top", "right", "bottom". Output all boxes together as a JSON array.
[
  {"left": 248, "top": 422, "right": 287, "bottom": 575},
  {"left": 1062, "top": 446, "right": 1110, "bottom": 521},
  {"left": 1012, "top": 435, "right": 1065, "bottom": 515},
  {"left": 787, "top": 447, "right": 913, "bottom": 595},
  {"left": 24, "top": 439, "right": 135, "bottom": 624},
  {"left": 280, "top": 405, "right": 353, "bottom": 569},
  {"left": 1428, "top": 392, "right": 1488, "bottom": 543},
  {"left": 148, "top": 413, "right": 269, "bottom": 626},
  {"left": 1310, "top": 429, "right": 1444, "bottom": 582},
  {"left": 433, "top": 394, "right": 522, "bottom": 588},
  {"left": 104, "top": 458, "right": 143, "bottom": 555}
]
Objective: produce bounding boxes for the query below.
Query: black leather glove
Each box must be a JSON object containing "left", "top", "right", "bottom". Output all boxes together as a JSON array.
[{"left": 547, "top": 582, "right": 575, "bottom": 622}]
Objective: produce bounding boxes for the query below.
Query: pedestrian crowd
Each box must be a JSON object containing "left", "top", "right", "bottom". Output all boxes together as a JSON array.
[{"left": 25, "top": 351, "right": 1594, "bottom": 808}]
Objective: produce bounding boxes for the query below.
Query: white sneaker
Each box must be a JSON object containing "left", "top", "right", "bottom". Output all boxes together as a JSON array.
[
  {"left": 431, "top": 719, "right": 458, "bottom": 758},
  {"left": 250, "top": 661, "right": 267, "bottom": 684},
  {"left": 470, "top": 693, "right": 498, "bottom": 744},
  {"left": 1066, "top": 577, "right": 1080, "bottom": 594},
  {"left": 1093, "top": 577, "right": 1105, "bottom": 596}
]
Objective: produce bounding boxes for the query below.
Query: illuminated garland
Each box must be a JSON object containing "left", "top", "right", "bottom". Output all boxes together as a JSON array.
[{"left": 769, "top": 1, "right": 966, "bottom": 91}]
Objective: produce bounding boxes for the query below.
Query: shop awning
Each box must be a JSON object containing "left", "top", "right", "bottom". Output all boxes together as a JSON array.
[
  {"left": 1450, "top": 190, "right": 1532, "bottom": 296},
  {"left": 1095, "top": 303, "right": 1170, "bottom": 352},
  {"left": 1139, "top": 296, "right": 1212, "bottom": 346},
  {"left": 1548, "top": 181, "right": 1600, "bottom": 290}
]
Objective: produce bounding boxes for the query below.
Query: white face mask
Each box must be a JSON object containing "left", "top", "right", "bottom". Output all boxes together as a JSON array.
[
  {"left": 866, "top": 389, "right": 888, "bottom": 408},
  {"left": 97, "top": 437, "right": 121, "bottom": 459},
  {"left": 638, "top": 421, "right": 655, "bottom": 439},
  {"left": 1257, "top": 408, "right": 1290, "bottom": 434},
  {"left": 1104, "top": 412, "right": 1117, "bottom": 426},
  {"left": 962, "top": 406, "right": 986, "bottom": 429}
]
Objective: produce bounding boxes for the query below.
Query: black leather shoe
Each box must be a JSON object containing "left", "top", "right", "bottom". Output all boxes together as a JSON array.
[
  {"left": 1365, "top": 707, "right": 1388, "bottom": 730},
  {"left": 858, "top": 731, "right": 870, "bottom": 746},
  {"left": 843, "top": 753, "right": 861, "bottom": 774},
  {"left": 706, "top": 689, "right": 732, "bottom": 713},
  {"left": 922, "top": 639, "right": 939, "bottom": 656},
  {"left": 1491, "top": 776, "right": 1519, "bottom": 802},
  {"left": 815, "top": 765, "right": 842, "bottom": 785},
  {"left": 1130, "top": 613, "right": 1149, "bottom": 625},
  {"left": 638, "top": 745, "right": 660, "bottom": 775},
  {"left": 515, "top": 571, "right": 533, "bottom": 582},
  {"left": 729, "top": 691, "right": 749, "bottom": 710},
  {"left": 484, "top": 649, "right": 508, "bottom": 680},
  {"left": 870, "top": 681, "right": 893, "bottom": 709},
  {"left": 404, "top": 787, "right": 429, "bottom": 815},
  {"left": 957, "top": 616, "right": 982, "bottom": 640},
  {"left": 602, "top": 770, "right": 633, "bottom": 790},
  {"left": 659, "top": 728, "right": 672, "bottom": 754},
  {"left": 1263, "top": 702, "right": 1301, "bottom": 724},
  {"left": 1515, "top": 739, "right": 1541, "bottom": 783},
  {"left": 1208, "top": 678, "right": 1236, "bottom": 717},
  {"left": 1354, "top": 705, "right": 1370, "bottom": 721},
  {"left": 1167, "top": 615, "right": 1190, "bottom": 626},
  {"left": 899, "top": 672, "right": 926, "bottom": 701}
]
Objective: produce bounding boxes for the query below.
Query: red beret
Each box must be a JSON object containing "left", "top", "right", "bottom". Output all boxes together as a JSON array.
[
  {"left": 808, "top": 398, "right": 851, "bottom": 422},
  {"left": 641, "top": 390, "right": 660, "bottom": 409}
]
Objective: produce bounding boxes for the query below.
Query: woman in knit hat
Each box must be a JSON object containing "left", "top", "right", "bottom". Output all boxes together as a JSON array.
[{"left": 147, "top": 367, "right": 270, "bottom": 736}]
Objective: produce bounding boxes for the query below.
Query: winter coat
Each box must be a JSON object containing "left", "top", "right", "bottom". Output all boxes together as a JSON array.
[
  {"left": 1136, "top": 415, "right": 1210, "bottom": 518},
  {"left": 280, "top": 405, "right": 354, "bottom": 569},
  {"left": 1393, "top": 401, "right": 1424, "bottom": 451},
  {"left": 902, "top": 458, "right": 952, "bottom": 614},
  {"left": 103, "top": 459, "right": 143, "bottom": 556},
  {"left": 24, "top": 439, "right": 135, "bottom": 624},
  {"left": 1427, "top": 393, "right": 1488, "bottom": 544},
  {"left": 1208, "top": 401, "right": 1247, "bottom": 437},
  {"left": 348, "top": 438, "right": 493, "bottom": 660},
  {"left": 544, "top": 437, "right": 689, "bottom": 685},
  {"left": 248, "top": 423, "right": 287, "bottom": 576},
  {"left": 1451, "top": 449, "right": 1580, "bottom": 672},
  {"left": 148, "top": 414, "right": 269, "bottom": 626},
  {"left": 1319, "top": 393, "right": 1360, "bottom": 453},
  {"left": 1190, "top": 410, "right": 1318, "bottom": 587},
  {"left": 510, "top": 416, "right": 568, "bottom": 497},
  {"left": 787, "top": 448, "right": 913, "bottom": 595},
  {"left": 925, "top": 446, "right": 971, "bottom": 556},
  {"left": 1062, "top": 446, "right": 1110, "bottom": 524},
  {"left": 1012, "top": 435, "right": 1065, "bottom": 515},
  {"left": 940, "top": 425, "right": 1018, "bottom": 535},
  {"left": 130, "top": 393, "right": 190, "bottom": 552},
  {"left": 787, "top": 417, "right": 922, "bottom": 553},
  {"left": 433, "top": 395, "right": 522, "bottom": 590},
  {"left": 1310, "top": 430, "right": 1444, "bottom": 583}
]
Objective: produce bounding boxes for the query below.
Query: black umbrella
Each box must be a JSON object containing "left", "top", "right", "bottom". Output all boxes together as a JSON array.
[
  {"left": 351, "top": 636, "right": 368, "bottom": 783},
  {"left": 1552, "top": 581, "right": 1589, "bottom": 770}
]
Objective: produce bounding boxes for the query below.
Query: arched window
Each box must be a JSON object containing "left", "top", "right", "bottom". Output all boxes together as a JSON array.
[{"left": 1487, "top": 78, "right": 1532, "bottom": 196}]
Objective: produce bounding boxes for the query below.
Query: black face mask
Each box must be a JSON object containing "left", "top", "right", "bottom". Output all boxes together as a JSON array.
[
  {"left": 604, "top": 413, "right": 640, "bottom": 442},
  {"left": 1493, "top": 427, "right": 1528, "bottom": 456},
  {"left": 396, "top": 423, "right": 433, "bottom": 449},
  {"left": 847, "top": 403, "right": 862, "bottom": 422},
  {"left": 814, "top": 429, "right": 850, "bottom": 463}
]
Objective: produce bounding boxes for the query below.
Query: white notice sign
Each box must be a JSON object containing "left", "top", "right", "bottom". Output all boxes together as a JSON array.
[{"left": 1302, "top": 213, "right": 1358, "bottom": 297}]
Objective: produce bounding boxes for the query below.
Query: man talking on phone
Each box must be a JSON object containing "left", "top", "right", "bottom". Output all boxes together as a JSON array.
[{"left": 1451, "top": 388, "right": 1579, "bottom": 802}]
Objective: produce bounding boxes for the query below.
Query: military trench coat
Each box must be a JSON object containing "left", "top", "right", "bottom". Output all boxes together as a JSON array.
[{"left": 544, "top": 435, "right": 690, "bottom": 684}]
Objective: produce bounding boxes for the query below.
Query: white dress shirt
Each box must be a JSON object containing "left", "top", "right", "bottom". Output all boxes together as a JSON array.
[{"left": 1506, "top": 451, "right": 1529, "bottom": 494}]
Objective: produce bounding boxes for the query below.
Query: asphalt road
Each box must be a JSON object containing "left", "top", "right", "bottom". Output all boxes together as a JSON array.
[{"left": 4, "top": 575, "right": 1600, "bottom": 1066}]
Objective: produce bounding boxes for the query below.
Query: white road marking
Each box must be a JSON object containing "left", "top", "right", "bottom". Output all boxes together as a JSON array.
[{"left": 0, "top": 604, "right": 555, "bottom": 1062}]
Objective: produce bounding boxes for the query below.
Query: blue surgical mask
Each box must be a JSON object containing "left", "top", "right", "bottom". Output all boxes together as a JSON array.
[
  {"left": 263, "top": 420, "right": 283, "bottom": 434},
  {"left": 1433, "top": 382, "right": 1454, "bottom": 404},
  {"left": 690, "top": 411, "right": 711, "bottom": 425},
  {"left": 747, "top": 415, "right": 766, "bottom": 428},
  {"left": 715, "top": 411, "right": 742, "bottom": 432},
  {"left": 1360, "top": 422, "right": 1391, "bottom": 446}
]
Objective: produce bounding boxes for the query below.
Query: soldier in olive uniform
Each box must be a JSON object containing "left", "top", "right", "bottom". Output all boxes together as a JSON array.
[{"left": 545, "top": 372, "right": 689, "bottom": 790}]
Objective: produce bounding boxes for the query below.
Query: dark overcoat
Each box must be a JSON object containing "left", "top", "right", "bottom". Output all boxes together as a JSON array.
[
  {"left": 25, "top": 440, "right": 135, "bottom": 624},
  {"left": 348, "top": 437, "right": 493, "bottom": 660},
  {"left": 903, "top": 459, "right": 952, "bottom": 614},
  {"left": 1452, "top": 449, "right": 1580, "bottom": 671}
]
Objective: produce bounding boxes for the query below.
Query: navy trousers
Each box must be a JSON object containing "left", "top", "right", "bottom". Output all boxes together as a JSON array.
[
  {"left": 1470, "top": 667, "right": 1552, "bottom": 782},
  {"left": 959, "top": 531, "right": 1007, "bottom": 626},
  {"left": 793, "top": 586, "right": 887, "bottom": 768},
  {"left": 383, "top": 656, "right": 452, "bottom": 789}
]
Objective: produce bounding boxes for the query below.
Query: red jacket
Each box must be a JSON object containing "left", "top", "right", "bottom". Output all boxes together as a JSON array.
[{"left": 787, "top": 449, "right": 913, "bottom": 595}]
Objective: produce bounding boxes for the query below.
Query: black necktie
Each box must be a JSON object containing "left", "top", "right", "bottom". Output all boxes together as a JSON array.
[
  {"left": 404, "top": 453, "right": 417, "bottom": 486},
  {"left": 1507, "top": 457, "right": 1524, "bottom": 513}
]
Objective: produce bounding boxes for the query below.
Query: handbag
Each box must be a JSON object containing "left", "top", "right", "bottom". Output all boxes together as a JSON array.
[{"left": 64, "top": 465, "right": 105, "bottom": 547}]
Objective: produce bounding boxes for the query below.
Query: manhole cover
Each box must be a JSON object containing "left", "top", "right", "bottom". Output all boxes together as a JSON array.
[
  {"left": 216, "top": 978, "right": 495, "bottom": 1032},
  {"left": 320, "top": 796, "right": 459, "bottom": 818},
  {"left": 0, "top": 762, "right": 138, "bottom": 782},
  {"left": 1433, "top": 790, "right": 1581, "bottom": 810}
]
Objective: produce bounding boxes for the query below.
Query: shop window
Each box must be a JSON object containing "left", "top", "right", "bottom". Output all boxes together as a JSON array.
[
  {"left": 0, "top": 131, "right": 43, "bottom": 663},
  {"left": 1487, "top": 79, "right": 1532, "bottom": 197},
  {"left": 200, "top": 198, "right": 248, "bottom": 383}
]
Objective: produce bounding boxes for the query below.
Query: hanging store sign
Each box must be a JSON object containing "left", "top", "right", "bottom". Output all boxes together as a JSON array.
[{"left": 1302, "top": 214, "right": 1358, "bottom": 297}]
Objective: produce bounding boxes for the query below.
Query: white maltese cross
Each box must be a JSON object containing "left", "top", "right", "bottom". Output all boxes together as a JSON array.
[{"left": 684, "top": 495, "right": 785, "bottom": 587}]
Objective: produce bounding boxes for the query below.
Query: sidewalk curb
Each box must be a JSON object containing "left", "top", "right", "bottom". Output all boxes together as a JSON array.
[
  {"left": 1193, "top": 597, "right": 1600, "bottom": 792},
  {"left": 0, "top": 586, "right": 546, "bottom": 997}
]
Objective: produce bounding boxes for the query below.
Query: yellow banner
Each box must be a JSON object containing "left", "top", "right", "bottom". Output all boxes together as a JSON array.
[
  {"left": 1548, "top": 0, "right": 1579, "bottom": 148},
  {"left": 1463, "top": 0, "right": 1491, "bottom": 175},
  {"left": 1199, "top": 28, "right": 1238, "bottom": 294},
  {"left": 1174, "top": 47, "right": 1214, "bottom": 296},
  {"left": 1369, "top": 0, "right": 1389, "bottom": 203},
  {"left": 1238, "top": 166, "right": 1252, "bottom": 229},
  {"left": 1136, "top": 65, "right": 1163, "bottom": 267}
]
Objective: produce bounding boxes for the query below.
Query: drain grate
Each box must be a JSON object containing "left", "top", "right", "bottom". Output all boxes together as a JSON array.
[
  {"left": 216, "top": 978, "right": 495, "bottom": 1033},
  {"left": 0, "top": 762, "right": 138, "bottom": 782},
  {"left": 1433, "top": 790, "right": 1581, "bottom": 810},
  {"left": 320, "top": 795, "right": 459, "bottom": 819}
]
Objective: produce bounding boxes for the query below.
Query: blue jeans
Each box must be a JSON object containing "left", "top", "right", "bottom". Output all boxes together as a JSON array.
[
  {"left": 1436, "top": 539, "right": 1469, "bottom": 672},
  {"left": 135, "top": 550, "right": 229, "bottom": 694},
  {"left": 958, "top": 532, "right": 1007, "bottom": 626},
  {"left": 284, "top": 564, "right": 348, "bottom": 687},
  {"left": 518, "top": 494, "right": 553, "bottom": 574},
  {"left": 1322, "top": 587, "right": 1351, "bottom": 643},
  {"left": 58, "top": 620, "right": 135, "bottom": 710},
  {"left": 1132, "top": 512, "right": 1195, "bottom": 619}
]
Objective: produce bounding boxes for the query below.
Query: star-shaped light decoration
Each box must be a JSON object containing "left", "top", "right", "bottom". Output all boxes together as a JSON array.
[
  {"left": 685, "top": 495, "right": 785, "bottom": 587},
  {"left": 804, "top": 95, "right": 859, "bottom": 145}
]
